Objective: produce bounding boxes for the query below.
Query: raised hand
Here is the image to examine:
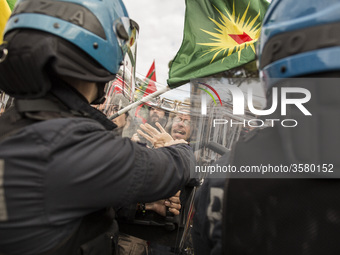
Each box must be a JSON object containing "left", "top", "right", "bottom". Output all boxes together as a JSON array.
[{"left": 137, "top": 122, "right": 175, "bottom": 148}]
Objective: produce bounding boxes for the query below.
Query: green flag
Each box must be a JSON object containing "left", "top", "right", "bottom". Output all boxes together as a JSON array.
[
  {"left": 6, "top": 0, "right": 17, "bottom": 11},
  {"left": 168, "top": 0, "right": 269, "bottom": 88}
]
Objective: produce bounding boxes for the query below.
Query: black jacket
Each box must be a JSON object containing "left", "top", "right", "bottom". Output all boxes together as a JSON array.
[{"left": 0, "top": 84, "right": 194, "bottom": 255}]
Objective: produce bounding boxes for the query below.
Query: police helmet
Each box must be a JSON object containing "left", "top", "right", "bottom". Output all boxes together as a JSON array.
[
  {"left": 0, "top": 0, "right": 139, "bottom": 98},
  {"left": 258, "top": 0, "right": 340, "bottom": 91}
]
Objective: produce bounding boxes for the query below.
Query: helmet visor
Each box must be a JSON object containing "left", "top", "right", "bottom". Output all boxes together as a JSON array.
[{"left": 113, "top": 17, "right": 139, "bottom": 98}]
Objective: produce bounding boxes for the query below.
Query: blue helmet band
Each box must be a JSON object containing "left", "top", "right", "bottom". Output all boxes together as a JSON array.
[
  {"left": 260, "top": 21, "right": 340, "bottom": 70},
  {"left": 262, "top": 46, "right": 340, "bottom": 88},
  {"left": 12, "top": 0, "right": 106, "bottom": 39},
  {"left": 4, "top": 0, "right": 137, "bottom": 76}
]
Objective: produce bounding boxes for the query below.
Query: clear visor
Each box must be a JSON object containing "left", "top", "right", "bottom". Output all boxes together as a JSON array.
[{"left": 113, "top": 17, "right": 139, "bottom": 101}]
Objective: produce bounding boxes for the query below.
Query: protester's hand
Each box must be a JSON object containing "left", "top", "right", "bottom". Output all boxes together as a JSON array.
[
  {"left": 146, "top": 191, "right": 181, "bottom": 216},
  {"left": 131, "top": 133, "right": 140, "bottom": 143},
  {"left": 137, "top": 122, "right": 174, "bottom": 148}
]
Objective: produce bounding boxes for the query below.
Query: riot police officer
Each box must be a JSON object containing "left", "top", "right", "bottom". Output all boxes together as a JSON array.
[
  {"left": 0, "top": 0, "right": 194, "bottom": 254},
  {"left": 193, "top": 0, "right": 340, "bottom": 254},
  {"left": 223, "top": 0, "right": 340, "bottom": 254}
]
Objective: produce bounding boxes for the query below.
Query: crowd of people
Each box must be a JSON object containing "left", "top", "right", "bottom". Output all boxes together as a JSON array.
[
  {"left": 96, "top": 100, "right": 194, "bottom": 254},
  {"left": 1, "top": 0, "right": 340, "bottom": 254}
]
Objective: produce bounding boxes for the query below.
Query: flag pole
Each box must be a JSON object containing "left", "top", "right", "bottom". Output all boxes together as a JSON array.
[{"left": 108, "top": 86, "right": 169, "bottom": 120}]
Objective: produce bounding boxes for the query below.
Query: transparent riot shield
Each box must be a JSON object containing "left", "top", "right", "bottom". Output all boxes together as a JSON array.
[
  {"left": 190, "top": 76, "right": 266, "bottom": 180},
  {"left": 97, "top": 75, "right": 194, "bottom": 253},
  {"left": 177, "top": 75, "right": 266, "bottom": 254},
  {"left": 96, "top": 69, "right": 266, "bottom": 254}
]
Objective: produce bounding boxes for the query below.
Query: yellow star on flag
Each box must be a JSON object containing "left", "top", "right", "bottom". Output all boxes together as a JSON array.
[{"left": 198, "top": 2, "right": 261, "bottom": 63}]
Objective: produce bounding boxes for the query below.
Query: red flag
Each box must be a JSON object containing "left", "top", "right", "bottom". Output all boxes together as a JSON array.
[
  {"left": 112, "top": 76, "right": 124, "bottom": 94},
  {"left": 135, "top": 60, "right": 157, "bottom": 123},
  {"left": 144, "top": 60, "right": 157, "bottom": 96}
]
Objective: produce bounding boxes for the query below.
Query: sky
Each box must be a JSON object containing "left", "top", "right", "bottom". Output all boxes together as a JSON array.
[
  {"left": 123, "top": 0, "right": 271, "bottom": 101},
  {"left": 123, "top": 0, "right": 186, "bottom": 87}
]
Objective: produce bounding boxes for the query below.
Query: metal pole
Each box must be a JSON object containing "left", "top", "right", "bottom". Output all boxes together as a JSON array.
[{"left": 108, "top": 86, "right": 170, "bottom": 120}]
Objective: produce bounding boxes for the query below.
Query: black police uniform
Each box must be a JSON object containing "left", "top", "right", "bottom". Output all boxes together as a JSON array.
[{"left": 0, "top": 82, "right": 194, "bottom": 255}]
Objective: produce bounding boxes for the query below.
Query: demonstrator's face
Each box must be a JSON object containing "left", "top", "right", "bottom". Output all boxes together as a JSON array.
[
  {"left": 149, "top": 107, "right": 166, "bottom": 123},
  {"left": 171, "top": 114, "right": 191, "bottom": 141}
]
